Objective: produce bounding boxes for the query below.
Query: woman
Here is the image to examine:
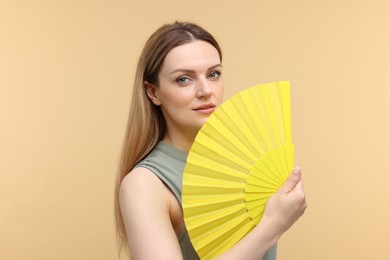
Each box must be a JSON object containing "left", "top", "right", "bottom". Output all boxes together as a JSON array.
[{"left": 115, "top": 21, "right": 307, "bottom": 260}]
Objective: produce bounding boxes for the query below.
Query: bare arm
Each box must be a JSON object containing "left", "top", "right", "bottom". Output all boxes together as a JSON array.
[{"left": 119, "top": 167, "right": 183, "bottom": 260}]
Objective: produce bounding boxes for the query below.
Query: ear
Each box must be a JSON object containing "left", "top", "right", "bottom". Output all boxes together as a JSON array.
[{"left": 144, "top": 81, "right": 161, "bottom": 106}]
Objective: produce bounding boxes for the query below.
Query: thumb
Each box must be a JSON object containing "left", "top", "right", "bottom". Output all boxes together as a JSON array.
[{"left": 280, "top": 166, "right": 301, "bottom": 194}]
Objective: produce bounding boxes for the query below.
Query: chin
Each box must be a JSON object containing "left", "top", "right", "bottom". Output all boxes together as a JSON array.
[
  {"left": 190, "top": 123, "right": 206, "bottom": 134},
  {"left": 187, "top": 117, "right": 211, "bottom": 134},
  {"left": 198, "top": 117, "right": 210, "bottom": 127}
]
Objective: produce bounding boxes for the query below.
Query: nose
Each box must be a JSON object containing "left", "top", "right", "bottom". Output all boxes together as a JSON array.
[{"left": 196, "top": 78, "right": 212, "bottom": 99}]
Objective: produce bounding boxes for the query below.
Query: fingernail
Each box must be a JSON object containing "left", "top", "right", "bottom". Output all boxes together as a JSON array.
[{"left": 293, "top": 166, "right": 300, "bottom": 174}]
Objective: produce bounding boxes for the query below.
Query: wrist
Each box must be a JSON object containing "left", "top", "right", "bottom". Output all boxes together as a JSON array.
[{"left": 254, "top": 215, "right": 283, "bottom": 245}]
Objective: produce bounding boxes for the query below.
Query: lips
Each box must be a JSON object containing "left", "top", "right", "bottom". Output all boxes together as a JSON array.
[
  {"left": 193, "top": 103, "right": 216, "bottom": 114},
  {"left": 194, "top": 103, "right": 216, "bottom": 111}
]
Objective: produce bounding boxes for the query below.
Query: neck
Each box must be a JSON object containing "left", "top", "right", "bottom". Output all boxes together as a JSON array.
[{"left": 162, "top": 130, "right": 197, "bottom": 153}]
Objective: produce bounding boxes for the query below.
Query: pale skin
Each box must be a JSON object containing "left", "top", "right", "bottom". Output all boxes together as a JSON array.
[{"left": 119, "top": 40, "right": 307, "bottom": 259}]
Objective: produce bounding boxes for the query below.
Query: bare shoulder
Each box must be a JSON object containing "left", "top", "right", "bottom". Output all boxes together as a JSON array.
[
  {"left": 120, "top": 166, "right": 166, "bottom": 202},
  {"left": 119, "top": 167, "right": 183, "bottom": 259},
  {"left": 119, "top": 167, "right": 171, "bottom": 222}
]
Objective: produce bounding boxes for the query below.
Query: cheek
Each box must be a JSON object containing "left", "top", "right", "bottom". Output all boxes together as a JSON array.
[
  {"left": 216, "top": 87, "right": 224, "bottom": 104},
  {"left": 163, "top": 89, "right": 194, "bottom": 108}
]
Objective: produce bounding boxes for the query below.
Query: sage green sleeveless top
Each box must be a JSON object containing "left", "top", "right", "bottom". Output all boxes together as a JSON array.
[{"left": 136, "top": 142, "right": 277, "bottom": 260}]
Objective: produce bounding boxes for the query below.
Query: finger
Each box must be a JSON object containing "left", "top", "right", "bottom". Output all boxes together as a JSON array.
[
  {"left": 291, "top": 179, "right": 308, "bottom": 210},
  {"left": 293, "top": 177, "right": 305, "bottom": 193},
  {"left": 280, "top": 166, "right": 301, "bottom": 194}
]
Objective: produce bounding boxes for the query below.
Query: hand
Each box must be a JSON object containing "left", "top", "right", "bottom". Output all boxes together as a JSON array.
[
  {"left": 214, "top": 167, "right": 307, "bottom": 260},
  {"left": 262, "top": 166, "right": 308, "bottom": 238}
]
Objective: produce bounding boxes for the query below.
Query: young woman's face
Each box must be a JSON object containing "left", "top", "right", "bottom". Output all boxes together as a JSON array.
[{"left": 148, "top": 40, "right": 224, "bottom": 137}]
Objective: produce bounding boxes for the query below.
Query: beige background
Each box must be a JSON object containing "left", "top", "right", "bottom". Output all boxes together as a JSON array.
[{"left": 1, "top": 0, "right": 389, "bottom": 259}]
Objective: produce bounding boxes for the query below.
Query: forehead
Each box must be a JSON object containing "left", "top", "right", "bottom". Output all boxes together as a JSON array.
[{"left": 160, "top": 41, "right": 221, "bottom": 72}]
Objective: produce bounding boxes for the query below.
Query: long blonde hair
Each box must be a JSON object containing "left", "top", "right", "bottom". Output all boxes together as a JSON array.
[{"left": 115, "top": 21, "right": 222, "bottom": 255}]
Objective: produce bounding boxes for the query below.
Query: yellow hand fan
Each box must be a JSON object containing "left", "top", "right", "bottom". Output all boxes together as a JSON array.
[{"left": 182, "top": 81, "right": 294, "bottom": 259}]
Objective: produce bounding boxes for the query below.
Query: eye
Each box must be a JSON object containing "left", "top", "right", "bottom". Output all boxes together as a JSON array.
[
  {"left": 176, "top": 76, "right": 192, "bottom": 85},
  {"left": 208, "top": 71, "right": 221, "bottom": 79}
]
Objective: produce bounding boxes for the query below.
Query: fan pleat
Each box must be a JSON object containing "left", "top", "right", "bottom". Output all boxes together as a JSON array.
[
  {"left": 286, "top": 143, "right": 294, "bottom": 172},
  {"left": 246, "top": 198, "right": 268, "bottom": 221},
  {"left": 250, "top": 148, "right": 285, "bottom": 185},
  {"left": 247, "top": 161, "right": 283, "bottom": 188},
  {"left": 183, "top": 174, "right": 244, "bottom": 190},
  {"left": 202, "top": 220, "right": 254, "bottom": 260},
  {"left": 278, "top": 82, "right": 293, "bottom": 144},
  {"left": 184, "top": 155, "right": 248, "bottom": 182},
  {"left": 245, "top": 192, "right": 275, "bottom": 203},
  {"left": 185, "top": 202, "right": 247, "bottom": 236},
  {"left": 265, "top": 85, "right": 286, "bottom": 146},
  {"left": 202, "top": 121, "right": 257, "bottom": 162},
  {"left": 193, "top": 213, "right": 253, "bottom": 258},
  {"left": 183, "top": 194, "right": 244, "bottom": 212},
  {"left": 182, "top": 81, "right": 294, "bottom": 259},
  {"left": 194, "top": 134, "right": 254, "bottom": 170},
  {"left": 220, "top": 101, "right": 261, "bottom": 157},
  {"left": 234, "top": 95, "right": 267, "bottom": 153},
  {"left": 243, "top": 91, "right": 276, "bottom": 152}
]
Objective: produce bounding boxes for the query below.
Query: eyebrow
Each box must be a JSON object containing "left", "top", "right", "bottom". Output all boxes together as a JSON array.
[{"left": 169, "top": 64, "right": 223, "bottom": 75}]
